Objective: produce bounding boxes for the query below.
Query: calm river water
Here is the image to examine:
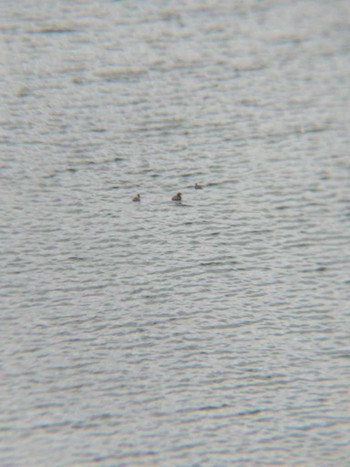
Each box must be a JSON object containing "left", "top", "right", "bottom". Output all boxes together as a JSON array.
[{"left": 1, "top": 0, "right": 350, "bottom": 465}]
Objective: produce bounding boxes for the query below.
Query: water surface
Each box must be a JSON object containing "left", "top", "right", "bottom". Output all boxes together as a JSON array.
[{"left": 1, "top": 0, "right": 350, "bottom": 465}]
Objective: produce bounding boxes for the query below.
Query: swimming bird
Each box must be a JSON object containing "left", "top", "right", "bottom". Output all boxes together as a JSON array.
[
  {"left": 195, "top": 183, "right": 204, "bottom": 189},
  {"left": 132, "top": 194, "right": 141, "bottom": 202},
  {"left": 172, "top": 192, "right": 182, "bottom": 201}
]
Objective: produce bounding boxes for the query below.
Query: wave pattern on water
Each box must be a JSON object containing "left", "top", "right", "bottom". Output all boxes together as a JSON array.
[{"left": 1, "top": 0, "right": 350, "bottom": 465}]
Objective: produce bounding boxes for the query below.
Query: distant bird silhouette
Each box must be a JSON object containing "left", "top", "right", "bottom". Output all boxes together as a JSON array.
[
  {"left": 172, "top": 192, "right": 182, "bottom": 201},
  {"left": 132, "top": 194, "right": 141, "bottom": 202},
  {"left": 195, "top": 183, "right": 204, "bottom": 189}
]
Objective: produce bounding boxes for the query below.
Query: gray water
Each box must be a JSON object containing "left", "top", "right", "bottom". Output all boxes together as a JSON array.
[{"left": 1, "top": 0, "right": 350, "bottom": 465}]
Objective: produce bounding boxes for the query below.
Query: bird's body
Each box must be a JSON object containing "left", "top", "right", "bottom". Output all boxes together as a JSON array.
[
  {"left": 195, "top": 183, "right": 204, "bottom": 189},
  {"left": 172, "top": 192, "right": 182, "bottom": 201},
  {"left": 132, "top": 194, "right": 141, "bottom": 202}
]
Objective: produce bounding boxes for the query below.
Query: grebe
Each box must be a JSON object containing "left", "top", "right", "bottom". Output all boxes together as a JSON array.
[{"left": 172, "top": 192, "right": 182, "bottom": 201}]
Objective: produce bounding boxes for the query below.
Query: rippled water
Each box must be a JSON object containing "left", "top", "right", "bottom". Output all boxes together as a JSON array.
[{"left": 1, "top": 0, "right": 350, "bottom": 465}]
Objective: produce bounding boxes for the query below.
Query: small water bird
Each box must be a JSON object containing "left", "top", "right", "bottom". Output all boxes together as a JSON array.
[
  {"left": 195, "top": 183, "right": 204, "bottom": 189},
  {"left": 172, "top": 192, "right": 182, "bottom": 201},
  {"left": 132, "top": 194, "right": 141, "bottom": 202}
]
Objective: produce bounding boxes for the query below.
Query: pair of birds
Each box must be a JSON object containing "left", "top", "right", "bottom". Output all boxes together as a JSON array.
[{"left": 132, "top": 183, "right": 204, "bottom": 202}]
